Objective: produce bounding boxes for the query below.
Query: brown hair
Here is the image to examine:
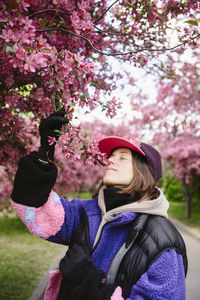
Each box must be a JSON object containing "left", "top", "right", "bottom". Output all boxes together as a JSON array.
[{"left": 93, "top": 150, "right": 160, "bottom": 202}]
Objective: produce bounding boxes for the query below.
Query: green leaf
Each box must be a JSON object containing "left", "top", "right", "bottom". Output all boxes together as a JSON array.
[
  {"left": 56, "top": 78, "right": 64, "bottom": 88},
  {"left": 54, "top": 129, "right": 61, "bottom": 134},
  {"left": 39, "top": 19, "right": 49, "bottom": 27},
  {"left": 185, "top": 20, "right": 199, "bottom": 26},
  {"left": 3, "top": 44, "right": 15, "bottom": 53},
  {"left": 73, "top": 70, "right": 78, "bottom": 77},
  {"left": 17, "top": 7, "right": 22, "bottom": 17},
  {"left": 0, "top": 22, "right": 6, "bottom": 29},
  {"left": 43, "top": 48, "right": 52, "bottom": 51}
]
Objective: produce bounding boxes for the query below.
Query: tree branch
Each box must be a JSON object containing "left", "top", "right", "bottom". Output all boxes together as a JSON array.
[
  {"left": 93, "top": 0, "right": 121, "bottom": 24},
  {"left": 29, "top": 1, "right": 120, "bottom": 24},
  {"left": 36, "top": 27, "right": 200, "bottom": 56},
  {"left": 163, "top": 176, "right": 175, "bottom": 194},
  {"left": 29, "top": 9, "right": 70, "bottom": 18}
]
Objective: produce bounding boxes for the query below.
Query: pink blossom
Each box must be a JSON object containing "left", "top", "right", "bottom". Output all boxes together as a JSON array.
[
  {"left": 80, "top": 61, "right": 96, "bottom": 74},
  {"left": 106, "top": 97, "right": 122, "bottom": 119},
  {"left": 48, "top": 136, "right": 57, "bottom": 146},
  {"left": 24, "top": 54, "right": 36, "bottom": 72},
  {"left": 71, "top": 11, "right": 82, "bottom": 30},
  {"left": 78, "top": 0, "right": 88, "bottom": 11},
  {"left": 65, "top": 153, "right": 71, "bottom": 159},
  {"left": 73, "top": 153, "right": 81, "bottom": 160},
  {"left": 0, "top": 29, "right": 13, "bottom": 42},
  {"left": 74, "top": 52, "right": 85, "bottom": 63}
]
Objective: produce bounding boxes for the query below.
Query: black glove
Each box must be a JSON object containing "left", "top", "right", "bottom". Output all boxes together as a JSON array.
[
  {"left": 58, "top": 243, "right": 117, "bottom": 300},
  {"left": 59, "top": 243, "right": 93, "bottom": 284},
  {"left": 39, "top": 110, "right": 69, "bottom": 161}
]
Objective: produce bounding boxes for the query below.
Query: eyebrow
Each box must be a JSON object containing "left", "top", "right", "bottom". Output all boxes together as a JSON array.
[
  {"left": 111, "top": 150, "right": 131, "bottom": 156},
  {"left": 119, "top": 151, "right": 130, "bottom": 154}
]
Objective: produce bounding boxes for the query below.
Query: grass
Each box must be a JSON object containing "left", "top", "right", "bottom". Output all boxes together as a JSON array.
[
  {"left": 67, "top": 191, "right": 92, "bottom": 200},
  {"left": 168, "top": 201, "right": 200, "bottom": 235},
  {"left": 0, "top": 216, "right": 65, "bottom": 300}
]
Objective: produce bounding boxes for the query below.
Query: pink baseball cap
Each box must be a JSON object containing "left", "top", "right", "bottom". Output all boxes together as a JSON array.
[
  {"left": 98, "top": 136, "right": 162, "bottom": 181},
  {"left": 98, "top": 136, "right": 145, "bottom": 157}
]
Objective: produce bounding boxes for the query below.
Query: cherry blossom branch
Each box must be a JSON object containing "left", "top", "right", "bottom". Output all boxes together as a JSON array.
[
  {"left": 93, "top": 0, "right": 121, "bottom": 24},
  {"left": 53, "top": 122, "right": 107, "bottom": 166},
  {"left": 29, "top": 0, "right": 120, "bottom": 21},
  {"left": 84, "top": 25, "right": 136, "bottom": 38},
  {"left": 29, "top": 9, "right": 70, "bottom": 18},
  {"left": 36, "top": 27, "right": 200, "bottom": 56},
  {"left": 144, "top": 53, "right": 177, "bottom": 78},
  {"left": 29, "top": 2, "right": 121, "bottom": 37}
]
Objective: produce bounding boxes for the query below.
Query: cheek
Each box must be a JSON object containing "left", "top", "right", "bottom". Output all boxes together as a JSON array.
[{"left": 124, "top": 165, "right": 134, "bottom": 181}]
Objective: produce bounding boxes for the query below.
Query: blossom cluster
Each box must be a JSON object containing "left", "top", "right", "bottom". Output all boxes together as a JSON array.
[{"left": 54, "top": 123, "right": 108, "bottom": 166}]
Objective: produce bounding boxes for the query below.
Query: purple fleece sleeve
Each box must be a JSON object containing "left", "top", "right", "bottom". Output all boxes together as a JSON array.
[
  {"left": 11, "top": 191, "right": 84, "bottom": 245},
  {"left": 110, "top": 249, "right": 185, "bottom": 300},
  {"left": 127, "top": 249, "right": 186, "bottom": 300}
]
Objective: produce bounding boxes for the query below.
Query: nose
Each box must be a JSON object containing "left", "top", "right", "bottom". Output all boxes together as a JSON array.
[{"left": 108, "top": 156, "right": 114, "bottom": 164}]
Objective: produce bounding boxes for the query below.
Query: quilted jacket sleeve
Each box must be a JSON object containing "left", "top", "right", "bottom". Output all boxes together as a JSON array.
[{"left": 11, "top": 152, "right": 84, "bottom": 245}]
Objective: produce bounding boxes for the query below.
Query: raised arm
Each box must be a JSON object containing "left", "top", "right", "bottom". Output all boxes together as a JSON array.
[{"left": 11, "top": 111, "right": 84, "bottom": 245}]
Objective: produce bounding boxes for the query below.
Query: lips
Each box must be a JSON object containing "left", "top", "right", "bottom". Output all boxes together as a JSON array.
[{"left": 105, "top": 167, "right": 116, "bottom": 172}]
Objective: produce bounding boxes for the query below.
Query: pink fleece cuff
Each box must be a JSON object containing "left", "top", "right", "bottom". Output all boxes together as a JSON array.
[{"left": 11, "top": 191, "right": 65, "bottom": 239}]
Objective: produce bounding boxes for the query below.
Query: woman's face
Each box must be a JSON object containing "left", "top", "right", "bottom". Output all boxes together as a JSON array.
[{"left": 103, "top": 147, "right": 134, "bottom": 187}]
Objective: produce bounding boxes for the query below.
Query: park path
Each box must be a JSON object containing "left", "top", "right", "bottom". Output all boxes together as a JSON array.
[
  {"left": 180, "top": 228, "right": 200, "bottom": 300},
  {"left": 171, "top": 218, "right": 200, "bottom": 300}
]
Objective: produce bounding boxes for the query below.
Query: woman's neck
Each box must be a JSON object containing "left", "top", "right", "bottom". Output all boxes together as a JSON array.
[{"left": 103, "top": 187, "right": 132, "bottom": 212}]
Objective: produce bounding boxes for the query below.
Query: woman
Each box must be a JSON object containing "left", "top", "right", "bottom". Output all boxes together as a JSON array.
[{"left": 11, "top": 111, "right": 187, "bottom": 300}]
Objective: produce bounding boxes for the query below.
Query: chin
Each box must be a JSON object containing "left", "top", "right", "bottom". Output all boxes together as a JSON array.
[
  {"left": 103, "top": 178, "right": 119, "bottom": 187},
  {"left": 103, "top": 177, "right": 114, "bottom": 186}
]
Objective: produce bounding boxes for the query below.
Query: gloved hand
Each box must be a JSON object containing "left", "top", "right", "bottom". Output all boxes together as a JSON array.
[
  {"left": 58, "top": 243, "right": 116, "bottom": 300},
  {"left": 39, "top": 110, "right": 69, "bottom": 161},
  {"left": 59, "top": 243, "right": 93, "bottom": 284},
  {"left": 58, "top": 242, "right": 116, "bottom": 300}
]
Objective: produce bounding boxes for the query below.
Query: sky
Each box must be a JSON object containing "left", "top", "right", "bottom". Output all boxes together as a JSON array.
[{"left": 74, "top": 59, "right": 157, "bottom": 125}]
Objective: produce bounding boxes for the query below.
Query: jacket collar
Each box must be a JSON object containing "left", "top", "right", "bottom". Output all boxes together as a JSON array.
[{"left": 98, "top": 185, "right": 169, "bottom": 222}]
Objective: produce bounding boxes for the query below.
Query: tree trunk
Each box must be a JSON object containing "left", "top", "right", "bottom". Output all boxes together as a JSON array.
[{"left": 182, "top": 178, "right": 191, "bottom": 218}]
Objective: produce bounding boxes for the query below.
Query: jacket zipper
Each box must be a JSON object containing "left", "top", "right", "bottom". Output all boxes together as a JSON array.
[{"left": 90, "top": 216, "right": 122, "bottom": 254}]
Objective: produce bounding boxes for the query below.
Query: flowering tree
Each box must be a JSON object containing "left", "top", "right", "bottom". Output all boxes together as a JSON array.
[
  {"left": 129, "top": 48, "right": 200, "bottom": 218},
  {"left": 1, "top": 0, "right": 200, "bottom": 209},
  {"left": 162, "top": 134, "right": 200, "bottom": 218}
]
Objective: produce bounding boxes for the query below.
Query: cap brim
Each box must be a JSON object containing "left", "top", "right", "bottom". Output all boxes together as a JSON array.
[{"left": 98, "top": 136, "right": 145, "bottom": 157}]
